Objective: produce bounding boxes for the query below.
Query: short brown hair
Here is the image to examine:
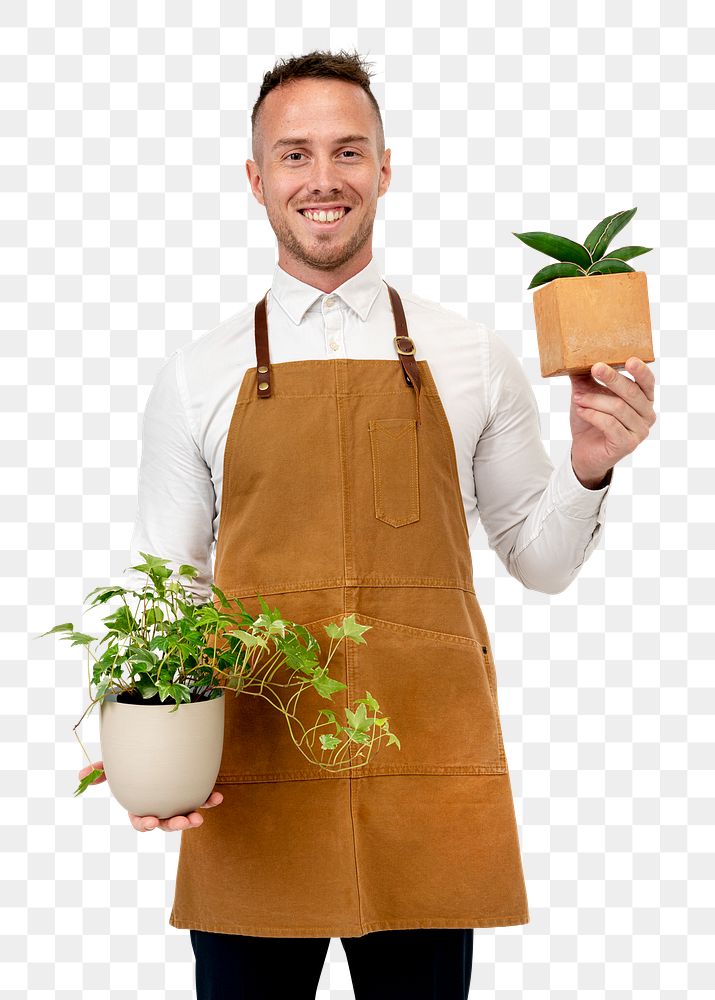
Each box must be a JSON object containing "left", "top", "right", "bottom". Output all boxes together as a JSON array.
[{"left": 251, "top": 48, "right": 385, "bottom": 164}]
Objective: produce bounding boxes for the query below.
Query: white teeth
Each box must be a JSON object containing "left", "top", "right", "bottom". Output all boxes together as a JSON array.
[{"left": 302, "top": 208, "right": 346, "bottom": 223}]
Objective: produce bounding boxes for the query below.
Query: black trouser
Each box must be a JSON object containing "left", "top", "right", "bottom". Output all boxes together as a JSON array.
[{"left": 190, "top": 926, "right": 474, "bottom": 999}]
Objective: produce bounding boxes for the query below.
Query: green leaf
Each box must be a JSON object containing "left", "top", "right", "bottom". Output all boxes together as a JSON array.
[
  {"left": 354, "top": 690, "right": 380, "bottom": 712},
  {"left": 56, "top": 630, "right": 97, "bottom": 649},
  {"left": 101, "top": 605, "right": 138, "bottom": 636},
  {"left": 583, "top": 207, "right": 637, "bottom": 259},
  {"left": 144, "top": 606, "right": 165, "bottom": 626},
  {"left": 386, "top": 732, "right": 401, "bottom": 750},
  {"left": 319, "top": 733, "right": 341, "bottom": 750},
  {"left": 125, "top": 648, "right": 159, "bottom": 668},
  {"left": 586, "top": 258, "right": 635, "bottom": 275},
  {"left": 210, "top": 584, "right": 232, "bottom": 609},
  {"left": 512, "top": 231, "right": 592, "bottom": 269},
  {"left": 527, "top": 262, "right": 584, "bottom": 290},
  {"left": 599, "top": 245, "right": 652, "bottom": 261},
  {"left": 134, "top": 677, "right": 159, "bottom": 699},
  {"left": 224, "top": 629, "right": 270, "bottom": 651},
  {"left": 74, "top": 767, "right": 104, "bottom": 796},
  {"left": 312, "top": 672, "right": 347, "bottom": 700},
  {"left": 84, "top": 585, "right": 130, "bottom": 607},
  {"left": 35, "top": 622, "right": 75, "bottom": 639},
  {"left": 345, "top": 702, "right": 371, "bottom": 733},
  {"left": 324, "top": 614, "right": 372, "bottom": 645},
  {"left": 345, "top": 728, "right": 371, "bottom": 745}
]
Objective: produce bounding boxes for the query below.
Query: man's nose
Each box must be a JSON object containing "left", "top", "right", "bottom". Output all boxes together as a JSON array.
[{"left": 306, "top": 154, "right": 344, "bottom": 193}]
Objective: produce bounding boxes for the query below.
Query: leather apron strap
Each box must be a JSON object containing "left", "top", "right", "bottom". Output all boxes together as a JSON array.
[{"left": 253, "top": 282, "right": 423, "bottom": 426}]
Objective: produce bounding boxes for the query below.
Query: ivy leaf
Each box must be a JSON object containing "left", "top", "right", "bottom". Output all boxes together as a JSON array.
[
  {"left": 210, "top": 583, "right": 232, "bottom": 609},
  {"left": 345, "top": 702, "right": 371, "bottom": 732},
  {"left": 35, "top": 622, "right": 75, "bottom": 639},
  {"left": 324, "top": 614, "right": 372, "bottom": 645},
  {"left": 319, "top": 733, "right": 341, "bottom": 750},
  {"left": 74, "top": 767, "right": 104, "bottom": 796},
  {"left": 56, "top": 630, "right": 97, "bottom": 648},
  {"left": 144, "top": 606, "right": 165, "bottom": 626},
  {"left": 354, "top": 690, "right": 380, "bottom": 712},
  {"left": 312, "top": 672, "right": 347, "bottom": 700},
  {"left": 100, "top": 605, "right": 138, "bottom": 636},
  {"left": 224, "top": 629, "right": 270, "bottom": 651},
  {"left": 83, "top": 585, "right": 129, "bottom": 608}
]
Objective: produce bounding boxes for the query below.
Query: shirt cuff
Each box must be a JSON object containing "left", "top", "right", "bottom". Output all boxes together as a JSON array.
[{"left": 552, "top": 451, "right": 612, "bottom": 520}]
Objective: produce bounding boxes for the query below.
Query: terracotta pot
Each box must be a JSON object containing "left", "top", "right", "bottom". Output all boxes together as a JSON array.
[
  {"left": 532, "top": 271, "right": 654, "bottom": 377},
  {"left": 99, "top": 690, "right": 225, "bottom": 819}
]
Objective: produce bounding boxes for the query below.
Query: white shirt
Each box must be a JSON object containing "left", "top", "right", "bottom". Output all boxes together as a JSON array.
[{"left": 125, "top": 255, "right": 612, "bottom": 600}]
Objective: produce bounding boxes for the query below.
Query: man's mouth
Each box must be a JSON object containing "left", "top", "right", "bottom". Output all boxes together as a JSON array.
[{"left": 298, "top": 206, "right": 351, "bottom": 229}]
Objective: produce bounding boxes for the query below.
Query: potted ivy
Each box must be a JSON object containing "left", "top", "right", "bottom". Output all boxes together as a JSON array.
[
  {"left": 513, "top": 206, "right": 655, "bottom": 376},
  {"left": 36, "top": 552, "right": 400, "bottom": 819}
]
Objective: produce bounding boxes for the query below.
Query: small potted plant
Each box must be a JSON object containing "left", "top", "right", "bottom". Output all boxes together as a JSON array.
[
  {"left": 36, "top": 552, "right": 400, "bottom": 819},
  {"left": 513, "top": 206, "right": 655, "bottom": 376}
]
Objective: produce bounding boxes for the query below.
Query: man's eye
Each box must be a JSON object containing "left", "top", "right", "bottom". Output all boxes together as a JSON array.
[{"left": 285, "top": 151, "right": 360, "bottom": 162}]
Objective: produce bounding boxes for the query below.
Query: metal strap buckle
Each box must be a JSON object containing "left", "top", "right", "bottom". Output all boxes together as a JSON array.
[{"left": 393, "top": 335, "right": 416, "bottom": 356}]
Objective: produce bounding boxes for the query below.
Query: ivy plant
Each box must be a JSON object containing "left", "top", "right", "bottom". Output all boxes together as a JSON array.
[{"left": 36, "top": 552, "right": 400, "bottom": 796}]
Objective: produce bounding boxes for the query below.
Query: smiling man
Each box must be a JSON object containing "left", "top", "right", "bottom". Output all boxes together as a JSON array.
[
  {"left": 111, "top": 48, "right": 656, "bottom": 1000},
  {"left": 247, "top": 65, "right": 390, "bottom": 288}
]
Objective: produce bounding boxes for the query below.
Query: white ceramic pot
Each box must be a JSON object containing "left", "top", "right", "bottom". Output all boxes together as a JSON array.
[{"left": 99, "top": 690, "right": 225, "bottom": 819}]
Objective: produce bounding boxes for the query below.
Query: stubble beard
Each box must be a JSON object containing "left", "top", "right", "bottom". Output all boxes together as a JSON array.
[{"left": 266, "top": 201, "right": 376, "bottom": 272}]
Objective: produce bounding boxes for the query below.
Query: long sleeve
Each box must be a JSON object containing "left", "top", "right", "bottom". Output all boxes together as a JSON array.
[
  {"left": 123, "top": 350, "right": 216, "bottom": 604},
  {"left": 473, "top": 329, "right": 611, "bottom": 595}
]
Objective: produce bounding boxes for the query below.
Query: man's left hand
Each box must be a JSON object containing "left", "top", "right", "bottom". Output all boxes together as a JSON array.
[{"left": 568, "top": 356, "right": 657, "bottom": 489}]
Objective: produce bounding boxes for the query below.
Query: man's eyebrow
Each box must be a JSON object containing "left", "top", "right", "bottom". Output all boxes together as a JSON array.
[{"left": 271, "top": 134, "right": 371, "bottom": 152}]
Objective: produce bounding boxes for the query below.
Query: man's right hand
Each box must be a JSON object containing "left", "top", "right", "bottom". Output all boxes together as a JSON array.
[{"left": 78, "top": 760, "right": 224, "bottom": 832}]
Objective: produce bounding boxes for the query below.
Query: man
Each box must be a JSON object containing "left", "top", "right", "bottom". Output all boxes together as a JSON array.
[{"left": 81, "top": 49, "right": 656, "bottom": 999}]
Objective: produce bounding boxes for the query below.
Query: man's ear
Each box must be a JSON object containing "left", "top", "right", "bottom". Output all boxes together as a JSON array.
[
  {"left": 246, "top": 159, "right": 266, "bottom": 207},
  {"left": 378, "top": 148, "right": 392, "bottom": 199}
]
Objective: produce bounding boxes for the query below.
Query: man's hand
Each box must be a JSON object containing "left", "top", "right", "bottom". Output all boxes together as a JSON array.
[
  {"left": 568, "top": 356, "right": 656, "bottom": 488},
  {"left": 78, "top": 760, "right": 224, "bottom": 832}
]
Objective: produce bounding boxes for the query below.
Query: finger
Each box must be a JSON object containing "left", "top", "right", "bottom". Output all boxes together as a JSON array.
[
  {"left": 128, "top": 812, "right": 160, "bottom": 832},
  {"left": 624, "top": 356, "right": 655, "bottom": 402},
  {"left": 573, "top": 401, "right": 646, "bottom": 452},
  {"left": 128, "top": 796, "right": 218, "bottom": 832},
  {"left": 201, "top": 791, "right": 224, "bottom": 808},
  {"left": 575, "top": 391, "right": 646, "bottom": 436},
  {"left": 159, "top": 813, "right": 204, "bottom": 832},
  {"left": 129, "top": 812, "right": 167, "bottom": 832},
  {"left": 591, "top": 361, "right": 655, "bottom": 419}
]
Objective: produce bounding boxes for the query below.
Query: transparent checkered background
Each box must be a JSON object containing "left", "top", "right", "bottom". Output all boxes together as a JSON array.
[{"left": 3, "top": 0, "right": 713, "bottom": 996}]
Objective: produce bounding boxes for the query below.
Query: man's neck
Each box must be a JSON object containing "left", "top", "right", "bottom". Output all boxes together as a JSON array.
[{"left": 276, "top": 248, "right": 373, "bottom": 293}]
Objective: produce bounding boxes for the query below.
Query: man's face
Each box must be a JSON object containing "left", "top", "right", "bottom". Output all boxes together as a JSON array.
[{"left": 246, "top": 78, "right": 391, "bottom": 277}]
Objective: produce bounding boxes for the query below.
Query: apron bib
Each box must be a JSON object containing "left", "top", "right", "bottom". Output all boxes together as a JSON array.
[{"left": 169, "top": 282, "right": 530, "bottom": 937}]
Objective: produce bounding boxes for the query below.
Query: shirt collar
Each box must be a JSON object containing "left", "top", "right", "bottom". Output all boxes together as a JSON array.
[{"left": 269, "top": 256, "right": 385, "bottom": 325}]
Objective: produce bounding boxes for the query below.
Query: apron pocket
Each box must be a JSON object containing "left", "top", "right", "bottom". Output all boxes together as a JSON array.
[
  {"left": 368, "top": 418, "right": 420, "bottom": 527},
  {"left": 348, "top": 614, "right": 507, "bottom": 775}
]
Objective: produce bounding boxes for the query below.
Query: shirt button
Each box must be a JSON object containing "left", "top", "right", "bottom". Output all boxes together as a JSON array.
[
  {"left": 329, "top": 341, "right": 339, "bottom": 351},
  {"left": 325, "top": 296, "right": 335, "bottom": 308}
]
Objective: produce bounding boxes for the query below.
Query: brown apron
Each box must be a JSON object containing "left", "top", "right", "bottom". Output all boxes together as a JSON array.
[{"left": 169, "top": 282, "right": 530, "bottom": 937}]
